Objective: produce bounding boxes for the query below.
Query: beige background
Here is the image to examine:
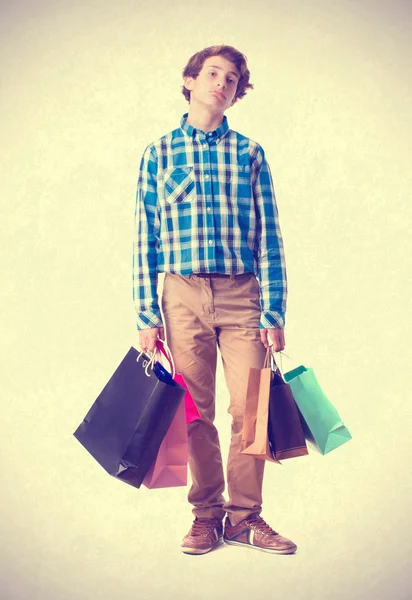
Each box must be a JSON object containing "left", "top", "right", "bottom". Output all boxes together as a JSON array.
[{"left": 1, "top": 0, "right": 411, "bottom": 599}]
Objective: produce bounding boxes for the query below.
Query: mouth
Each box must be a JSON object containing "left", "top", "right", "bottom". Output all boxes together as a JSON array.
[{"left": 211, "top": 90, "right": 226, "bottom": 100}]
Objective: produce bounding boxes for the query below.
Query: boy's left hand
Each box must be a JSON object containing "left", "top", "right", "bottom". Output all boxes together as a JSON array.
[{"left": 260, "top": 328, "right": 285, "bottom": 352}]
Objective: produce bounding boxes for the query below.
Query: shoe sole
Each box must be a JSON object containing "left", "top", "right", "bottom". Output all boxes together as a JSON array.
[
  {"left": 223, "top": 539, "right": 297, "bottom": 555},
  {"left": 181, "top": 538, "right": 223, "bottom": 555}
]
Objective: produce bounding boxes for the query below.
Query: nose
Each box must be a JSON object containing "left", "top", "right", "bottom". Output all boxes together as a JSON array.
[{"left": 217, "top": 79, "right": 226, "bottom": 90}]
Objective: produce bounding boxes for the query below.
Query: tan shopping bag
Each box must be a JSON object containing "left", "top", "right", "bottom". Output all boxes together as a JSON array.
[{"left": 240, "top": 349, "right": 281, "bottom": 464}]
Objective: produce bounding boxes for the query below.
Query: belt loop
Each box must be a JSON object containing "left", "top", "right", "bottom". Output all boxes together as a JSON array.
[{"left": 230, "top": 274, "right": 235, "bottom": 281}]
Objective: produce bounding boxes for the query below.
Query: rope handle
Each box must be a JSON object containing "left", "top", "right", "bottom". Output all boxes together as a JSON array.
[
  {"left": 136, "top": 339, "right": 176, "bottom": 378},
  {"left": 154, "top": 338, "right": 176, "bottom": 378},
  {"left": 263, "top": 347, "right": 292, "bottom": 375},
  {"left": 136, "top": 348, "right": 157, "bottom": 377}
]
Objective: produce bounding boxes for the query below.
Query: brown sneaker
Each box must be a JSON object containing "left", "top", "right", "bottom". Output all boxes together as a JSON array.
[
  {"left": 181, "top": 517, "right": 223, "bottom": 555},
  {"left": 223, "top": 514, "right": 297, "bottom": 555}
]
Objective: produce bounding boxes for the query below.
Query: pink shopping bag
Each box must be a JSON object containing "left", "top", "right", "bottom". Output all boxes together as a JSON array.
[
  {"left": 156, "top": 339, "right": 201, "bottom": 424},
  {"left": 142, "top": 397, "right": 188, "bottom": 489}
]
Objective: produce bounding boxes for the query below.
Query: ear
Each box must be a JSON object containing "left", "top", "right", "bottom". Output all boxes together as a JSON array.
[{"left": 183, "top": 75, "right": 195, "bottom": 91}]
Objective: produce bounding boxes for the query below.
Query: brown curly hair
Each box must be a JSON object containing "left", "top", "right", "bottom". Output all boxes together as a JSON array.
[{"left": 182, "top": 45, "right": 253, "bottom": 104}]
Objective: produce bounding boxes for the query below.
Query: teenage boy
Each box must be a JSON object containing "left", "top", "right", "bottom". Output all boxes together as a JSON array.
[{"left": 133, "top": 45, "right": 297, "bottom": 555}]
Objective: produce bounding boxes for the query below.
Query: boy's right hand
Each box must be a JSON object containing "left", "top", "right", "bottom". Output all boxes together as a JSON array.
[{"left": 138, "top": 327, "right": 165, "bottom": 354}]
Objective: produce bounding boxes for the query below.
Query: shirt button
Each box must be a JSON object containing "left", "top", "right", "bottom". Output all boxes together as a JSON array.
[
  {"left": 205, "top": 173, "right": 210, "bottom": 179},
  {"left": 216, "top": 138, "right": 220, "bottom": 143},
  {"left": 207, "top": 207, "right": 212, "bottom": 213},
  {"left": 208, "top": 240, "right": 213, "bottom": 246}
]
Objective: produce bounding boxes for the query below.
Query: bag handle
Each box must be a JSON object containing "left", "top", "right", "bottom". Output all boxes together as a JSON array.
[
  {"left": 136, "top": 348, "right": 158, "bottom": 377},
  {"left": 264, "top": 346, "right": 278, "bottom": 369},
  {"left": 264, "top": 346, "right": 290, "bottom": 375},
  {"left": 136, "top": 340, "right": 176, "bottom": 378},
  {"left": 154, "top": 338, "right": 176, "bottom": 378}
]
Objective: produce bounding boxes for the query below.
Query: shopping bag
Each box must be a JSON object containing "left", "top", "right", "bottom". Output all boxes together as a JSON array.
[
  {"left": 267, "top": 356, "right": 308, "bottom": 460},
  {"left": 284, "top": 365, "right": 352, "bottom": 455},
  {"left": 240, "top": 348, "right": 281, "bottom": 464},
  {"left": 155, "top": 339, "right": 201, "bottom": 424},
  {"left": 142, "top": 397, "right": 188, "bottom": 488},
  {"left": 73, "top": 346, "right": 186, "bottom": 488}
]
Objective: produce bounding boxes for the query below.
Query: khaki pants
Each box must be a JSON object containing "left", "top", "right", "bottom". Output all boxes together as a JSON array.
[{"left": 161, "top": 272, "right": 267, "bottom": 526}]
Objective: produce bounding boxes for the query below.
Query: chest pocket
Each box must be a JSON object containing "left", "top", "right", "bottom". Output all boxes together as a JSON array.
[
  {"left": 216, "top": 164, "right": 251, "bottom": 203},
  {"left": 163, "top": 166, "right": 196, "bottom": 204}
]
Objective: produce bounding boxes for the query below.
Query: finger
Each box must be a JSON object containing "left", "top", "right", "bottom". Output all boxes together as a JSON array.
[
  {"left": 265, "top": 329, "right": 274, "bottom": 348},
  {"left": 271, "top": 338, "right": 280, "bottom": 352},
  {"left": 139, "top": 335, "right": 151, "bottom": 354},
  {"left": 275, "top": 330, "right": 285, "bottom": 352},
  {"left": 269, "top": 329, "right": 284, "bottom": 352},
  {"left": 147, "top": 329, "right": 160, "bottom": 353},
  {"left": 138, "top": 337, "right": 147, "bottom": 353},
  {"left": 260, "top": 329, "right": 269, "bottom": 348}
]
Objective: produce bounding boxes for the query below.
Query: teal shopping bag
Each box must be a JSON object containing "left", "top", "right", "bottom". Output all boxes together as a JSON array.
[{"left": 283, "top": 366, "right": 352, "bottom": 455}]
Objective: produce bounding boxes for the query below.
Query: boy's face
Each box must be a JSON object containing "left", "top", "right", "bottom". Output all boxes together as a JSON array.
[{"left": 184, "top": 55, "right": 240, "bottom": 113}]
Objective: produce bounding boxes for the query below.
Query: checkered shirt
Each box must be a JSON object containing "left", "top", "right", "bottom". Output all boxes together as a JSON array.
[{"left": 133, "top": 113, "right": 287, "bottom": 330}]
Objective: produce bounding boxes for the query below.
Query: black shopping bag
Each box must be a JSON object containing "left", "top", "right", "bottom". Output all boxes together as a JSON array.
[
  {"left": 74, "top": 347, "right": 186, "bottom": 488},
  {"left": 267, "top": 354, "right": 308, "bottom": 460}
]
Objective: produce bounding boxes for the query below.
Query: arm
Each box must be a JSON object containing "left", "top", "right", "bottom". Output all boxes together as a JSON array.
[
  {"left": 251, "top": 145, "right": 287, "bottom": 333},
  {"left": 132, "top": 144, "right": 163, "bottom": 330}
]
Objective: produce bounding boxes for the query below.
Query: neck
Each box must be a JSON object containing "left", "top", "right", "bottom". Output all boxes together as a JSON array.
[{"left": 185, "top": 105, "right": 225, "bottom": 133}]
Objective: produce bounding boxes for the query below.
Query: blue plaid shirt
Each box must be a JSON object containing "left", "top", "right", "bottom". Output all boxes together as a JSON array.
[{"left": 133, "top": 113, "right": 287, "bottom": 330}]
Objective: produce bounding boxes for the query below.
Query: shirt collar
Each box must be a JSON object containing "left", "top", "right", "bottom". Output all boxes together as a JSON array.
[{"left": 180, "top": 113, "right": 229, "bottom": 142}]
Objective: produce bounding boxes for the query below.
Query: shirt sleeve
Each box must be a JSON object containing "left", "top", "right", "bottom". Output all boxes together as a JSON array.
[
  {"left": 132, "top": 144, "right": 163, "bottom": 330},
  {"left": 251, "top": 144, "right": 287, "bottom": 329}
]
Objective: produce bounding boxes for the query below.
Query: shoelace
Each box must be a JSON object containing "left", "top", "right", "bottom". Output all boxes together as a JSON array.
[
  {"left": 245, "top": 515, "right": 279, "bottom": 536},
  {"left": 190, "top": 518, "right": 219, "bottom": 536}
]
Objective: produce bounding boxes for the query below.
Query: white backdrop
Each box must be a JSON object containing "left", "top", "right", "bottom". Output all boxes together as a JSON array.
[{"left": 1, "top": 1, "right": 411, "bottom": 599}]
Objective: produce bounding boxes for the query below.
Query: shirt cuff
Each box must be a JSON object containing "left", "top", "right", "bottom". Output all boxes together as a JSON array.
[
  {"left": 136, "top": 310, "right": 164, "bottom": 330},
  {"left": 260, "top": 311, "right": 285, "bottom": 329}
]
